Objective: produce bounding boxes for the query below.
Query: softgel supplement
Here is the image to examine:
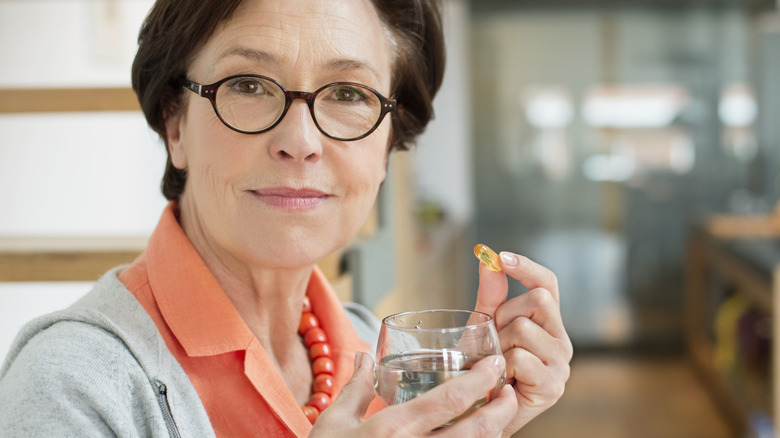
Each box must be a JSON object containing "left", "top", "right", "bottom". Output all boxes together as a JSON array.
[{"left": 473, "top": 244, "right": 502, "bottom": 272}]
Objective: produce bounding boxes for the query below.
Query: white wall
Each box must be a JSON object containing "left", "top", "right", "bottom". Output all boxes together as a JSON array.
[
  {"left": 0, "top": 0, "right": 153, "bottom": 87},
  {"left": 0, "top": 0, "right": 166, "bottom": 237},
  {"left": 0, "top": 0, "right": 166, "bottom": 238},
  {"left": 0, "top": 1, "right": 161, "bottom": 361}
]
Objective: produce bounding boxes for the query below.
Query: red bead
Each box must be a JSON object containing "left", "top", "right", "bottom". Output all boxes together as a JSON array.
[
  {"left": 312, "top": 374, "right": 334, "bottom": 395},
  {"left": 298, "top": 312, "right": 319, "bottom": 335},
  {"left": 312, "top": 357, "right": 335, "bottom": 375},
  {"left": 298, "top": 299, "right": 337, "bottom": 422},
  {"left": 302, "top": 405, "right": 319, "bottom": 423},
  {"left": 308, "top": 392, "right": 332, "bottom": 412},
  {"left": 304, "top": 328, "right": 327, "bottom": 347},
  {"left": 309, "top": 342, "right": 332, "bottom": 360}
]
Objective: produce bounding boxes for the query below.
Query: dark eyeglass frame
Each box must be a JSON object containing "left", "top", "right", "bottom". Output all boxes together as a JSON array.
[{"left": 183, "top": 74, "right": 397, "bottom": 141}]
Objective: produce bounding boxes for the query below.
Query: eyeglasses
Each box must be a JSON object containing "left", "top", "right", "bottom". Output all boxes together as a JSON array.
[{"left": 183, "top": 74, "right": 397, "bottom": 141}]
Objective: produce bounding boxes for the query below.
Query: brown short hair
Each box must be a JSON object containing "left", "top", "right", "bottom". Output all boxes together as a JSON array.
[{"left": 131, "top": 0, "right": 445, "bottom": 200}]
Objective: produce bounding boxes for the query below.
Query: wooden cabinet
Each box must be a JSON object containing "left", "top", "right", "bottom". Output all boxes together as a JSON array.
[{"left": 685, "top": 225, "right": 778, "bottom": 436}]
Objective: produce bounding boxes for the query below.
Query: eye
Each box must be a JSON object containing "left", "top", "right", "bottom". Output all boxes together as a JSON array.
[
  {"left": 227, "top": 77, "right": 267, "bottom": 95},
  {"left": 330, "top": 85, "right": 368, "bottom": 102}
]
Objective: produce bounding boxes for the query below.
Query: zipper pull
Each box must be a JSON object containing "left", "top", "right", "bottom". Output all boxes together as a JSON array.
[{"left": 154, "top": 380, "right": 182, "bottom": 438}]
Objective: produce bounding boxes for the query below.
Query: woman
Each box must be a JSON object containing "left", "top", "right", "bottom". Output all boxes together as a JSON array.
[{"left": 0, "top": 0, "right": 572, "bottom": 436}]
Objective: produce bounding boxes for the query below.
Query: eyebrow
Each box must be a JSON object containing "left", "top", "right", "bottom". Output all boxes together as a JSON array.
[
  {"left": 215, "top": 46, "right": 381, "bottom": 82},
  {"left": 217, "top": 46, "right": 280, "bottom": 65},
  {"left": 323, "top": 59, "right": 381, "bottom": 81}
]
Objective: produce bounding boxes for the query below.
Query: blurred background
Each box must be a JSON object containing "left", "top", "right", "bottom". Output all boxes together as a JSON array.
[{"left": 1, "top": 0, "right": 779, "bottom": 436}]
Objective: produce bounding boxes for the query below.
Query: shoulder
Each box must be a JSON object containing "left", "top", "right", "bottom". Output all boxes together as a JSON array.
[
  {"left": 0, "top": 269, "right": 214, "bottom": 437},
  {"left": 2, "top": 319, "right": 145, "bottom": 387},
  {"left": 0, "top": 269, "right": 213, "bottom": 437},
  {"left": 0, "top": 319, "right": 155, "bottom": 435},
  {"left": 0, "top": 268, "right": 153, "bottom": 390},
  {"left": 343, "top": 302, "right": 381, "bottom": 352}
]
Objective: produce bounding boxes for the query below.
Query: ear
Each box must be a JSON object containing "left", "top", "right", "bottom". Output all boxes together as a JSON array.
[{"left": 165, "top": 108, "right": 188, "bottom": 170}]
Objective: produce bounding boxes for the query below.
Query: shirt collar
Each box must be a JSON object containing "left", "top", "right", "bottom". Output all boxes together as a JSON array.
[{"left": 146, "top": 202, "right": 253, "bottom": 356}]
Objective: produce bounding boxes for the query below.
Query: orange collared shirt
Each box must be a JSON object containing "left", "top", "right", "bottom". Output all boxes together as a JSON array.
[{"left": 119, "top": 202, "right": 383, "bottom": 437}]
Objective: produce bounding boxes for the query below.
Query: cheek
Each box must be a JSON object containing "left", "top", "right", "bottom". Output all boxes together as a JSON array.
[
  {"left": 172, "top": 102, "right": 217, "bottom": 167},
  {"left": 196, "top": 162, "right": 233, "bottom": 200},
  {"left": 346, "top": 148, "right": 388, "bottom": 216},
  {"left": 181, "top": 119, "right": 252, "bottom": 199},
  {"left": 353, "top": 138, "right": 389, "bottom": 189}
]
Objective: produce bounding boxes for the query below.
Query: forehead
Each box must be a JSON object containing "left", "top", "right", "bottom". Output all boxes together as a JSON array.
[{"left": 190, "top": 0, "right": 394, "bottom": 86}]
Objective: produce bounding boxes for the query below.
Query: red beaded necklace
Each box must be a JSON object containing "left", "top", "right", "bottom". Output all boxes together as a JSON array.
[{"left": 298, "top": 295, "right": 335, "bottom": 424}]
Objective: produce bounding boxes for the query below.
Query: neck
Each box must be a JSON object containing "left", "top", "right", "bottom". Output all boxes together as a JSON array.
[
  {"left": 215, "top": 262, "right": 314, "bottom": 352},
  {"left": 176, "top": 198, "right": 317, "bottom": 404},
  {"left": 176, "top": 198, "right": 315, "bottom": 356},
  {"left": 208, "top": 263, "right": 316, "bottom": 404}
]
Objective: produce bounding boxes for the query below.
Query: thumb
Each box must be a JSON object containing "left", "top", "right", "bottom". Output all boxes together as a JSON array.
[
  {"left": 325, "top": 352, "right": 376, "bottom": 421},
  {"left": 474, "top": 260, "right": 509, "bottom": 319}
]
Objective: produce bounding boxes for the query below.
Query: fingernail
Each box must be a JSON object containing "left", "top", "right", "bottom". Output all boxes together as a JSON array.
[
  {"left": 500, "top": 252, "right": 519, "bottom": 267},
  {"left": 354, "top": 351, "right": 365, "bottom": 371}
]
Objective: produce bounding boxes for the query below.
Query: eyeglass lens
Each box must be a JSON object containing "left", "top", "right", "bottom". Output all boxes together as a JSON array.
[{"left": 214, "top": 76, "right": 384, "bottom": 140}]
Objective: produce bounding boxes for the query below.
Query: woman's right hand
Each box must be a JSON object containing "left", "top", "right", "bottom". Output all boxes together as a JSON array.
[{"left": 310, "top": 352, "right": 517, "bottom": 437}]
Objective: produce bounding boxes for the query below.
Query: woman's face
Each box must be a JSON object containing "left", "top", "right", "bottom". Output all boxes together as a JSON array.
[{"left": 167, "top": 0, "right": 394, "bottom": 269}]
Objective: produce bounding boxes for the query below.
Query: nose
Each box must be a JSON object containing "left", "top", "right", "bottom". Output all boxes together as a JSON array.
[{"left": 267, "top": 100, "right": 323, "bottom": 163}]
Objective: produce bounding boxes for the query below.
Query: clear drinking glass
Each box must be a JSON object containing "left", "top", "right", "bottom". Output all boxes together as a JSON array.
[{"left": 374, "top": 309, "right": 505, "bottom": 425}]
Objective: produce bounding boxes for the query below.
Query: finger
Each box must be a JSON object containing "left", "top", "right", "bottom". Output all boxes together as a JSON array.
[
  {"left": 497, "top": 347, "right": 568, "bottom": 434},
  {"left": 498, "top": 320, "right": 572, "bottom": 373},
  {"left": 399, "top": 355, "right": 506, "bottom": 432},
  {"left": 474, "top": 261, "right": 509, "bottom": 319},
  {"left": 495, "top": 288, "right": 567, "bottom": 338},
  {"left": 498, "top": 316, "right": 554, "bottom": 364},
  {"left": 319, "top": 352, "right": 376, "bottom": 424},
  {"left": 498, "top": 252, "right": 560, "bottom": 304},
  {"left": 504, "top": 347, "right": 567, "bottom": 408},
  {"left": 432, "top": 384, "right": 517, "bottom": 438}
]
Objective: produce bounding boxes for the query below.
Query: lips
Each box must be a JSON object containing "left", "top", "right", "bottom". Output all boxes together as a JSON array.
[{"left": 250, "top": 187, "right": 330, "bottom": 209}]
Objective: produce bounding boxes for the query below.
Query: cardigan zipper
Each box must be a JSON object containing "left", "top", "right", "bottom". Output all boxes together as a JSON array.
[{"left": 155, "top": 380, "right": 182, "bottom": 438}]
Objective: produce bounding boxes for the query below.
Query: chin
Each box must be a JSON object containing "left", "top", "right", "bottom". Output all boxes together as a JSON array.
[{"left": 241, "top": 234, "right": 345, "bottom": 269}]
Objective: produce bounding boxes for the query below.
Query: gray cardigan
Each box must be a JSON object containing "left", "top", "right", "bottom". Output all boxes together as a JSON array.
[{"left": 0, "top": 267, "right": 380, "bottom": 437}]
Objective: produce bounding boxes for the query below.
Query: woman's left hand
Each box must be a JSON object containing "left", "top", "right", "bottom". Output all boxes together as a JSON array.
[{"left": 474, "top": 250, "right": 573, "bottom": 436}]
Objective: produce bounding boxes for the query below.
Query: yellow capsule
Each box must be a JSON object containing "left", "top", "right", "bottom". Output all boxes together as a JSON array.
[{"left": 473, "top": 244, "right": 502, "bottom": 272}]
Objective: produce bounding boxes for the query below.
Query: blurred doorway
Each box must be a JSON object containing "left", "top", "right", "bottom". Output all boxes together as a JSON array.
[{"left": 469, "top": 3, "right": 772, "bottom": 350}]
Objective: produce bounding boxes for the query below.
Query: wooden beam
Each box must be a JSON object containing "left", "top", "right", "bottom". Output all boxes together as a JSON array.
[
  {"left": 0, "top": 236, "right": 146, "bottom": 282},
  {"left": 0, "top": 87, "right": 140, "bottom": 114},
  {"left": 701, "top": 236, "right": 773, "bottom": 313},
  {"left": 0, "top": 251, "right": 142, "bottom": 282},
  {"left": 0, "top": 236, "right": 347, "bottom": 283}
]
